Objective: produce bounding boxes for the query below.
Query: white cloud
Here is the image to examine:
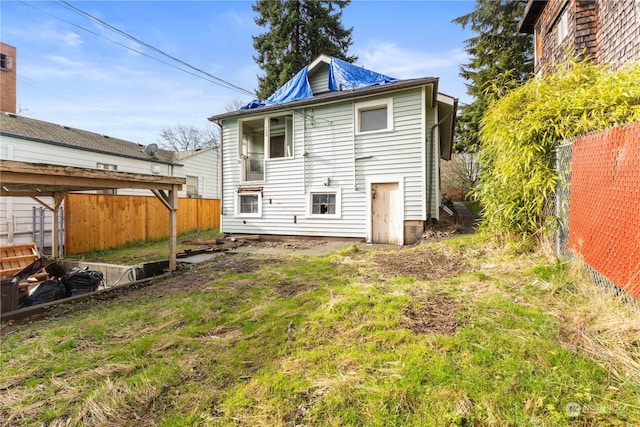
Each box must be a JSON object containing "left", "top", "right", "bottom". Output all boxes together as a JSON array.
[
  {"left": 220, "top": 9, "right": 256, "bottom": 30},
  {"left": 60, "top": 30, "right": 83, "bottom": 47},
  {"left": 356, "top": 41, "right": 471, "bottom": 102},
  {"left": 8, "top": 22, "right": 83, "bottom": 47},
  {"left": 357, "top": 41, "right": 467, "bottom": 79}
]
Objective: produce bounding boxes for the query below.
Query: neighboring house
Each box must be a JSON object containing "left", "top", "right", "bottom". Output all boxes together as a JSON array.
[
  {"left": 0, "top": 113, "right": 220, "bottom": 247},
  {"left": 519, "top": 0, "right": 640, "bottom": 73},
  {"left": 208, "top": 55, "right": 457, "bottom": 245},
  {"left": 0, "top": 42, "right": 17, "bottom": 114}
]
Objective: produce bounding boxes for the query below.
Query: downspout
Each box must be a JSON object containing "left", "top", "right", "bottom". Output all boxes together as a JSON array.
[
  {"left": 427, "top": 111, "right": 455, "bottom": 224},
  {"left": 213, "top": 120, "right": 224, "bottom": 230}
]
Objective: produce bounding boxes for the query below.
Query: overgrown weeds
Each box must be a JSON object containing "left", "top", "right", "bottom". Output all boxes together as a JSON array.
[{"left": 2, "top": 237, "right": 639, "bottom": 426}]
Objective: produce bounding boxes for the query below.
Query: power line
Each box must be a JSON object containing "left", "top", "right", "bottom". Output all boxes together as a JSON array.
[
  {"left": 16, "top": 0, "right": 252, "bottom": 93},
  {"left": 52, "top": 1, "right": 332, "bottom": 125},
  {"left": 57, "top": 0, "right": 255, "bottom": 98},
  {"left": 16, "top": 1, "right": 331, "bottom": 128}
]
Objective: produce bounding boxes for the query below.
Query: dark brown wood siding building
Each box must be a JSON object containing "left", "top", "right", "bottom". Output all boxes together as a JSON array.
[{"left": 520, "top": 0, "right": 640, "bottom": 73}]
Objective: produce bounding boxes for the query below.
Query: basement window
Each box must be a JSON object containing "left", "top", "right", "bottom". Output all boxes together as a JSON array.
[
  {"left": 307, "top": 187, "right": 341, "bottom": 218},
  {"left": 355, "top": 98, "right": 393, "bottom": 134},
  {"left": 236, "top": 192, "right": 262, "bottom": 217}
]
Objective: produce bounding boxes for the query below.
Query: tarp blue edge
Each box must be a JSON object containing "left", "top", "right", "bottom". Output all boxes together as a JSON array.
[{"left": 241, "top": 56, "right": 398, "bottom": 110}]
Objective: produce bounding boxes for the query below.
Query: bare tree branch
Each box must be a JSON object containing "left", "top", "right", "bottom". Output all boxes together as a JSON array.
[
  {"left": 158, "top": 124, "right": 219, "bottom": 151},
  {"left": 225, "top": 98, "right": 249, "bottom": 112}
]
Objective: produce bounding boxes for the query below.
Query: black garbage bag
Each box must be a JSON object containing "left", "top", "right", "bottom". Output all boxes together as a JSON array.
[
  {"left": 18, "top": 279, "right": 67, "bottom": 308},
  {"left": 63, "top": 268, "right": 104, "bottom": 296}
]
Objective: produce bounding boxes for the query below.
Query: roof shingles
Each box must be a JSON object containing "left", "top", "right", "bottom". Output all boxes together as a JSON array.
[{"left": 0, "top": 113, "right": 175, "bottom": 164}]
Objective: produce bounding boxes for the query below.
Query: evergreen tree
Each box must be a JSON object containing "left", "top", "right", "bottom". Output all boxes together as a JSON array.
[
  {"left": 252, "top": 0, "right": 356, "bottom": 100},
  {"left": 453, "top": 0, "right": 533, "bottom": 152}
]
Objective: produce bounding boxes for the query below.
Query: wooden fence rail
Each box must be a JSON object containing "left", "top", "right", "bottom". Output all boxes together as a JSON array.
[{"left": 64, "top": 194, "right": 220, "bottom": 255}]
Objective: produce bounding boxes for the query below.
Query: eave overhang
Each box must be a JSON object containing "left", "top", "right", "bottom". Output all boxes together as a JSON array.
[{"left": 208, "top": 77, "right": 439, "bottom": 123}]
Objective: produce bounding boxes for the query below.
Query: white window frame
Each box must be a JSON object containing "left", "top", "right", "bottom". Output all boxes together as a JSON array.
[
  {"left": 266, "top": 115, "right": 294, "bottom": 160},
  {"left": 238, "top": 119, "right": 265, "bottom": 183},
  {"left": 355, "top": 98, "right": 394, "bottom": 135},
  {"left": 557, "top": 8, "right": 568, "bottom": 45},
  {"left": 236, "top": 191, "right": 262, "bottom": 218},
  {"left": 306, "top": 187, "right": 341, "bottom": 219},
  {"left": 186, "top": 175, "right": 199, "bottom": 197}
]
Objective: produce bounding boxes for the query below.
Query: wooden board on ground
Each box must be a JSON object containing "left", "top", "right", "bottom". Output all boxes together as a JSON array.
[{"left": 0, "top": 243, "right": 40, "bottom": 278}]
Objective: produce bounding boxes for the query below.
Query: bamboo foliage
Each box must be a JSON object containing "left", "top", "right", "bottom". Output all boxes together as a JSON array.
[{"left": 476, "top": 59, "right": 640, "bottom": 243}]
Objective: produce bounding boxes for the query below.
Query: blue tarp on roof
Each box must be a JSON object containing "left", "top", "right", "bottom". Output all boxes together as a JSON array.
[
  {"left": 328, "top": 57, "right": 396, "bottom": 91},
  {"left": 242, "top": 57, "right": 397, "bottom": 110}
]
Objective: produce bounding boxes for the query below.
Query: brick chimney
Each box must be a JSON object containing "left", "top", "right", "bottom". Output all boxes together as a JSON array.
[{"left": 0, "top": 42, "right": 17, "bottom": 114}]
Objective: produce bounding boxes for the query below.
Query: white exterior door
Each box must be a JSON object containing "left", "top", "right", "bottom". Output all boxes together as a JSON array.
[{"left": 370, "top": 182, "right": 402, "bottom": 245}]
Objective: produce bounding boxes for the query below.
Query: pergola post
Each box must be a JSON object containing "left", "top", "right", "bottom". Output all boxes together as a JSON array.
[
  {"left": 151, "top": 186, "right": 180, "bottom": 272},
  {"left": 168, "top": 185, "right": 179, "bottom": 272},
  {"left": 30, "top": 192, "right": 66, "bottom": 258}
]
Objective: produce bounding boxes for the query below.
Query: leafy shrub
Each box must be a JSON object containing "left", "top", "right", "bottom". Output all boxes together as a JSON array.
[{"left": 475, "top": 59, "right": 640, "bottom": 244}]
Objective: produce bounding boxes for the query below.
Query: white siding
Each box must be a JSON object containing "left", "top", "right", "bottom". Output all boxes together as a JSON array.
[
  {"left": 355, "top": 90, "right": 427, "bottom": 220},
  {"left": 220, "top": 86, "right": 438, "bottom": 239},
  {"left": 309, "top": 62, "right": 331, "bottom": 94},
  {"left": 174, "top": 147, "right": 220, "bottom": 199},
  {"left": 0, "top": 135, "right": 220, "bottom": 248}
]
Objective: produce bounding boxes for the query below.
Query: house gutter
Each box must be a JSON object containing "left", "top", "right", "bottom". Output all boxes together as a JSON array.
[{"left": 427, "top": 111, "right": 455, "bottom": 223}]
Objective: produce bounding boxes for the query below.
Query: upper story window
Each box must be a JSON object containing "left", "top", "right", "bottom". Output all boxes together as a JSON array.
[
  {"left": 355, "top": 98, "right": 393, "bottom": 134},
  {"left": 239, "top": 114, "right": 294, "bottom": 182},
  {"left": 534, "top": 24, "right": 542, "bottom": 68},
  {"left": 0, "top": 53, "right": 12, "bottom": 71},
  {"left": 267, "top": 115, "right": 293, "bottom": 159},
  {"left": 239, "top": 118, "right": 265, "bottom": 182},
  {"left": 556, "top": 8, "right": 569, "bottom": 45}
]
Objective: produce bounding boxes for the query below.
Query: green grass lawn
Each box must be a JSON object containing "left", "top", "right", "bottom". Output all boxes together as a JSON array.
[{"left": 2, "top": 235, "right": 639, "bottom": 426}]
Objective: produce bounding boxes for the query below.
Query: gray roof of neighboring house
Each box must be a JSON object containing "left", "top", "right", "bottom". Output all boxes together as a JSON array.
[{"left": 0, "top": 112, "right": 176, "bottom": 164}]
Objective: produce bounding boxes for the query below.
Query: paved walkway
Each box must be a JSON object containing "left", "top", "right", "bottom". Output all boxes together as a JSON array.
[{"left": 453, "top": 202, "right": 480, "bottom": 234}]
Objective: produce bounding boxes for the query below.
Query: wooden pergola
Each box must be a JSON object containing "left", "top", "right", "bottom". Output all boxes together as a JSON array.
[{"left": 0, "top": 160, "right": 186, "bottom": 271}]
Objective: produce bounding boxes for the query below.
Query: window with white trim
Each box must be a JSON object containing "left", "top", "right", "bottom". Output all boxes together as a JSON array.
[
  {"left": 267, "top": 115, "right": 293, "bottom": 159},
  {"left": 355, "top": 98, "right": 393, "bottom": 134},
  {"left": 307, "top": 188, "right": 341, "bottom": 218},
  {"left": 239, "top": 119, "right": 265, "bottom": 182},
  {"left": 236, "top": 192, "right": 262, "bottom": 217},
  {"left": 186, "top": 175, "right": 199, "bottom": 197}
]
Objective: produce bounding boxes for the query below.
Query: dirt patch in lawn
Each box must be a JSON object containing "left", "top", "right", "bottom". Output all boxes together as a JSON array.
[
  {"left": 121, "top": 254, "right": 281, "bottom": 300},
  {"left": 372, "top": 248, "right": 471, "bottom": 281},
  {"left": 401, "top": 292, "right": 468, "bottom": 335}
]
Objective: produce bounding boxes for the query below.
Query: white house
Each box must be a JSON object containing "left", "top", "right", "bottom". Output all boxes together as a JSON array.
[
  {"left": 0, "top": 113, "right": 220, "bottom": 248},
  {"left": 208, "top": 55, "right": 457, "bottom": 245}
]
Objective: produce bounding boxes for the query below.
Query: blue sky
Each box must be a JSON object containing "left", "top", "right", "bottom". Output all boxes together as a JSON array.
[{"left": 1, "top": 0, "right": 477, "bottom": 146}]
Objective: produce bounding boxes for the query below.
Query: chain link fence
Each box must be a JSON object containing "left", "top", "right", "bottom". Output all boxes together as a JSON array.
[
  {"left": 553, "top": 122, "right": 640, "bottom": 309},
  {"left": 554, "top": 142, "right": 572, "bottom": 258}
]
